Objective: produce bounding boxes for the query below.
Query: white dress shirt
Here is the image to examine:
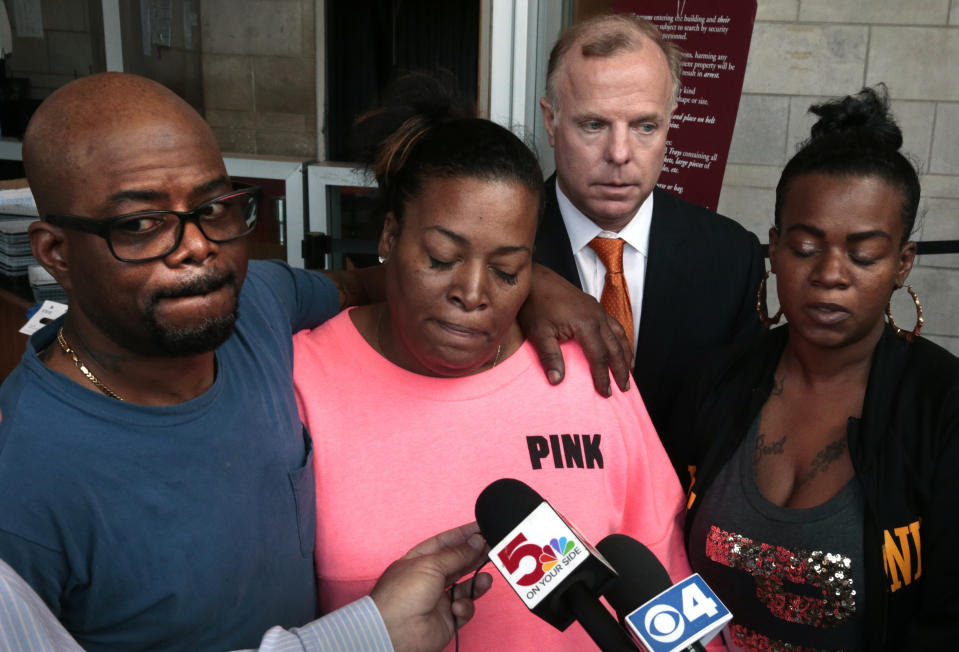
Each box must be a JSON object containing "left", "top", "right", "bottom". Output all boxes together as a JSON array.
[{"left": 555, "top": 184, "right": 654, "bottom": 350}]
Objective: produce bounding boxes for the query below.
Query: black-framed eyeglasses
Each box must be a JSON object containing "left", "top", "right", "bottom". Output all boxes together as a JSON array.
[{"left": 44, "top": 183, "right": 261, "bottom": 262}]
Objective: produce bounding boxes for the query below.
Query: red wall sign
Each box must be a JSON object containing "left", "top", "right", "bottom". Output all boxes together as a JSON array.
[{"left": 613, "top": 0, "right": 757, "bottom": 211}]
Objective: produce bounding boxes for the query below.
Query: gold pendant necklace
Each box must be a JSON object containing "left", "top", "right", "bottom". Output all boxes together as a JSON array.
[
  {"left": 491, "top": 342, "right": 502, "bottom": 367},
  {"left": 56, "top": 327, "right": 125, "bottom": 401}
]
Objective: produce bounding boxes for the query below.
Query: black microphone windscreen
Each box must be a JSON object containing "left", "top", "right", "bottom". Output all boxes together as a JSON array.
[
  {"left": 596, "top": 533, "right": 673, "bottom": 617},
  {"left": 474, "top": 478, "right": 543, "bottom": 544}
]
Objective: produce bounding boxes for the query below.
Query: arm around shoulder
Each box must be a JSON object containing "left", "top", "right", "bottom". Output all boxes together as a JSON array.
[{"left": 244, "top": 260, "right": 341, "bottom": 332}]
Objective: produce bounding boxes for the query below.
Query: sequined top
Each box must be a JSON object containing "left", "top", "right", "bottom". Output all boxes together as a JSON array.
[
  {"left": 688, "top": 415, "right": 865, "bottom": 651},
  {"left": 671, "top": 325, "right": 959, "bottom": 650}
]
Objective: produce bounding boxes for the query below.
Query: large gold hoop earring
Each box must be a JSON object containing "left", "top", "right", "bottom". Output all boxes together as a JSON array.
[
  {"left": 886, "top": 285, "right": 923, "bottom": 341},
  {"left": 756, "top": 272, "right": 782, "bottom": 327}
]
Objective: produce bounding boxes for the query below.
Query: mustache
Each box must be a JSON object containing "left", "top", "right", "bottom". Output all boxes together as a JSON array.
[{"left": 150, "top": 271, "right": 237, "bottom": 302}]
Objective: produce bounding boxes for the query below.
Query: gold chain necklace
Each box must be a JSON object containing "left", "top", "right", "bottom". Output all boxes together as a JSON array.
[
  {"left": 56, "top": 327, "right": 125, "bottom": 401},
  {"left": 491, "top": 343, "right": 502, "bottom": 367}
]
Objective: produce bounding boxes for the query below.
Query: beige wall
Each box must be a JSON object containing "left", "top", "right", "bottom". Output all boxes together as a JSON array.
[
  {"left": 2, "top": 0, "right": 105, "bottom": 100},
  {"left": 118, "top": 1, "right": 204, "bottom": 112},
  {"left": 3, "top": 0, "right": 317, "bottom": 158},
  {"left": 199, "top": 0, "right": 317, "bottom": 158},
  {"left": 719, "top": 0, "right": 959, "bottom": 355}
]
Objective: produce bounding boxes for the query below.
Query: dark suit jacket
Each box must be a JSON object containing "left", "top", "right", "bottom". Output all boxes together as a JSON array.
[{"left": 534, "top": 176, "right": 765, "bottom": 460}]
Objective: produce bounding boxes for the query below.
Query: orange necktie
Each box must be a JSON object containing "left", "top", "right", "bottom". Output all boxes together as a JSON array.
[{"left": 589, "top": 236, "right": 634, "bottom": 349}]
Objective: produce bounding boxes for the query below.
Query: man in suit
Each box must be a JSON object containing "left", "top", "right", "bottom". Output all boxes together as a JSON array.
[{"left": 536, "top": 14, "right": 765, "bottom": 452}]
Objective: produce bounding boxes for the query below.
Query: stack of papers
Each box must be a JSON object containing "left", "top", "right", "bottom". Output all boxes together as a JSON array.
[
  {"left": 0, "top": 186, "right": 39, "bottom": 217},
  {"left": 28, "top": 264, "right": 66, "bottom": 303},
  {"left": 0, "top": 217, "right": 38, "bottom": 276}
]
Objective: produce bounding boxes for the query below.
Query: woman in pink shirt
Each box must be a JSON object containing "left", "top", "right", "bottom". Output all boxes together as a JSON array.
[{"left": 293, "top": 77, "right": 691, "bottom": 651}]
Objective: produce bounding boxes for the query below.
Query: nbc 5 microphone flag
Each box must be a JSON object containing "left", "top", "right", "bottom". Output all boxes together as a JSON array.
[
  {"left": 488, "top": 502, "right": 605, "bottom": 609},
  {"left": 624, "top": 574, "right": 731, "bottom": 652}
]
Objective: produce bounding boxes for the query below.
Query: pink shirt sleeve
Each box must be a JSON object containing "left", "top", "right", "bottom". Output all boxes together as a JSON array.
[{"left": 617, "top": 383, "right": 693, "bottom": 583}]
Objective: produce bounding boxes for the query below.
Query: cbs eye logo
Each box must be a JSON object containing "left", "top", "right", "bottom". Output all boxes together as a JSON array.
[
  {"left": 638, "top": 582, "right": 719, "bottom": 643},
  {"left": 643, "top": 605, "right": 685, "bottom": 643},
  {"left": 628, "top": 575, "right": 731, "bottom": 652}
]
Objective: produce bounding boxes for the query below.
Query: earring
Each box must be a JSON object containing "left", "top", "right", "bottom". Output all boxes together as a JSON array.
[
  {"left": 378, "top": 256, "right": 387, "bottom": 264},
  {"left": 886, "top": 285, "right": 923, "bottom": 341},
  {"left": 756, "top": 272, "right": 782, "bottom": 326}
]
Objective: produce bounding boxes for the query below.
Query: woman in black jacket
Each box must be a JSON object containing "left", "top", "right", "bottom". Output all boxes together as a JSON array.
[{"left": 671, "top": 86, "right": 959, "bottom": 650}]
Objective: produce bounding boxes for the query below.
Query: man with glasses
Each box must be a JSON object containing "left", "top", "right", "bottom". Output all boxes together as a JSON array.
[
  {"left": 44, "top": 183, "right": 260, "bottom": 265},
  {"left": 1, "top": 72, "right": 375, "bottom": 651},
  {"left": 0, "top": 73, "right": 627, "bottom": 651}
]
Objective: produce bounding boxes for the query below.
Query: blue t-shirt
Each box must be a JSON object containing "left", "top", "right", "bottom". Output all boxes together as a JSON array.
[{"left": 0, "top": 260, "right": 339, "bottom": 652}]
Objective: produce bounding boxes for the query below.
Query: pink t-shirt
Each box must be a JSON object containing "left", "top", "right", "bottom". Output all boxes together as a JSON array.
[{"left": 293, "top": 309, "right": 692, "bottom": 651}]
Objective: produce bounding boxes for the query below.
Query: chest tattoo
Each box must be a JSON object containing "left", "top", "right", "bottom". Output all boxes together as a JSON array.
[
  {"left": 800, "top": 435, "right": 848, "bottom": 484},
  {"left": 754, "top": 433, "right": 786, "bottom": 464}
]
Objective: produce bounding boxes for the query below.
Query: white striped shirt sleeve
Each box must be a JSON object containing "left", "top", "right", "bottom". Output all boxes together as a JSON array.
[
  {"left": 0, "top": 558, "right": 393, "bottom": 652},
  {"left": 249, "top": 597, "right": 394, "bottom": 652},
  {"left": 0, "top": 559, "right": 83, "bottom": 652}
]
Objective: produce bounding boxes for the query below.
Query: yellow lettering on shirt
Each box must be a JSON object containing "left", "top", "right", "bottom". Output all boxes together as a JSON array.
[{"left": 882, "top": 520, "right": 921, "bottom": 592}]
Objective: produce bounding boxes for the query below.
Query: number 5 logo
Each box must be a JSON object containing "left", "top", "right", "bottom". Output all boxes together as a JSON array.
[{"left": 498, "top": 533, "right": 545, "bottom": 586}]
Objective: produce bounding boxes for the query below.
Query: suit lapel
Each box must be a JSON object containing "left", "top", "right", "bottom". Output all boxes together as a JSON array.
[
  {"left": 534, "top": 175, "right": 583, "bottom": 289},
  {"left": 635, "top": 188, "right": 691, "bottom": 370},
  {"left": 537, "top": 181, "right": 688, "bottom": 371}
]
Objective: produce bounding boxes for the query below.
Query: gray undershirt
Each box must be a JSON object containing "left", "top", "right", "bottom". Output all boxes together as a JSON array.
[{"left": 689, "top": 415, "right": 865, "bottom": 651}]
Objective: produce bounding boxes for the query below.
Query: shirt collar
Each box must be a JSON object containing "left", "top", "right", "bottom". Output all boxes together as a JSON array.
[{"left": 555, "top": 183, "right": 653, "bottom": 257}]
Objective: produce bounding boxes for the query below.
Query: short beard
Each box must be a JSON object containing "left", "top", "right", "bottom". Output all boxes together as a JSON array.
[
  {"left": 142, "top": 271, "right": 240, "bottom": 356},
  {"left": 145, "top": 310, "right": 238, "bottom": 356}
]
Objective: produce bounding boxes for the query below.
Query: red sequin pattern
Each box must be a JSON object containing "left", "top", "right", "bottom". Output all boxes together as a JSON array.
[{"left": 706, "top": 526, "right": 856, "bottom": 628}]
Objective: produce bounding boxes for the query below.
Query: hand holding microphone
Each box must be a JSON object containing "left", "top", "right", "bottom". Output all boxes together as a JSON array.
[{"left": 370, "top": 522, "right": 493, "bottom": 652}]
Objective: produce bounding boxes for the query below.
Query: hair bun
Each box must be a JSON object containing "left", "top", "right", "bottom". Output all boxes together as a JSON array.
[
  {"left": 808, "top": 84, "right": 903, "bottom": 150},
  {"left": 351, "top": 70, "right": 475, "bottom": 166}
]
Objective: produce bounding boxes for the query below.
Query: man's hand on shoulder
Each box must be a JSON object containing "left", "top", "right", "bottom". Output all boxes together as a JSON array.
[
  {"left": 519, "top": 264, "right": 633, "bottom": 397},
  {"left": 370, "top": 522, "right": 492, "bottom": 652}
]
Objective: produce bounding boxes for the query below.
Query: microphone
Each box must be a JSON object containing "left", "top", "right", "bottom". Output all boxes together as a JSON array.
[
  {"left": 596, "top": 534, "right": 731, "bottom": 652},
  {"left": 475, "top": 478, "right": 638, "bottom": 651}
]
